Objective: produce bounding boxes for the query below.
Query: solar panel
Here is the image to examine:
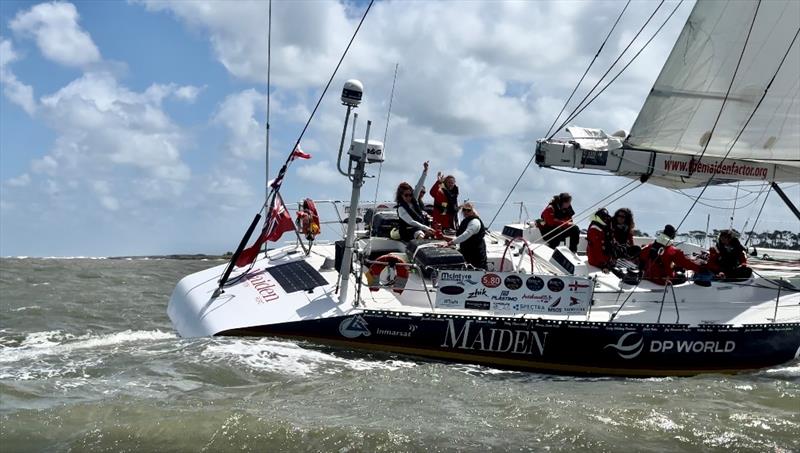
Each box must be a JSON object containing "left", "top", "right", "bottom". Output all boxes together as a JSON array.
[{"left": 267, "top": 260, "right": 329, "bottom": 293}]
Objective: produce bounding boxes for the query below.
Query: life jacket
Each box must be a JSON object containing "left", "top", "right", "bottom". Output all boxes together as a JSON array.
[
  {"left": 613, "top": 222, "right": 633, "bottom": 245},
  {"left": 456, "top": 216, "right": 487, "bottom": 269},
  {"left": 396, "top": 199, "right": 429, "bottom": 241},
  {"left": 296, "top": 198, "right": 321, "bottom": 241}
]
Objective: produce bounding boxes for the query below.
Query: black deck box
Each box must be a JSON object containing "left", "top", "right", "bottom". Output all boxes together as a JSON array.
[
  {"left": 406, "top": 239, "right": 465, "bottom": 278},
  {"left": 370, "top": 211, "right": 400, "bottom": 238}
]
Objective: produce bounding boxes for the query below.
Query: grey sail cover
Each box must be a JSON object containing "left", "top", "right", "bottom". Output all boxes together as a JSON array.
[{"left": 627, "top": 0, "right": 800, "bottom": 171}]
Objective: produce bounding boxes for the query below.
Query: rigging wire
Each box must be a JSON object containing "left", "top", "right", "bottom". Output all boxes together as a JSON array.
[
  {"left": 669, "top": 187, "right": 765, "bottom": 211},
  {"left": 544, "top": 0, "right": 631, "bottom": 138},
  {"left": 693, "top": 0, "right": 761, "bottom": 167},
  {"left": 676, "top": 25, "right": 799, "bottom": 231},
  {"left": 488, "top": 2, "right": 659, "bottom": 229},
  {"left": 730, "top": 181, "right": 740, "bottom": 229},
  {"left": 220, "top": 0, "right": 375, "bottom": 288},
  {"left": 264, "top": 0, "right": 375, "bottom": 213},
  {"left": 744, "top": 184, "right": 773, "bottom": 248},
  {"left": 372, "top": 63, "right": 399, "bottom": 211},
  {"left": 551, "top": 0, "right": 685, "bottom": 135},
  {"left": 548, "top": 0, "right": 667, "bottom": 139},
  {"left": 490, "top": 2, "right": 682, "bottom": 230}
]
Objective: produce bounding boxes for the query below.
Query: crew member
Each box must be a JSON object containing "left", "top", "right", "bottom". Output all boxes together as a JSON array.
[
  {"left": 707, "top": 230, "right": 752, "bottom": 281},
  {"left": 446, "top": 202, "right": 487, "bottom": 270},
  {"left": 639, "top": 224, "right": 701, "bottom": 285},
  {"left": 395, "top": 182, "right": 435, "bottom": 241},
  {"left": 413, "top": 161, "right": 431, "bottom": 223},
  {"left": 610, "top": 207, "right": 638, "bottom": 261},
  {"left": 539, "top": 193, "right": 580, "bottom": 253},
  {"left": 430, "top": 172, "right": 459, "bottom": 231},
  {"left": 586, "top": 208, "right": 614, "bottom": 270}
]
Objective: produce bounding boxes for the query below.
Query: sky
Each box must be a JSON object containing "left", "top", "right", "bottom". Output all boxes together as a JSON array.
[{"left": 0, "top": 0, "right": 797, "bottom": 257}]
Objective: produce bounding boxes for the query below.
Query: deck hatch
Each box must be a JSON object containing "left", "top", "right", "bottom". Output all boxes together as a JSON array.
[{"left": 267, "top": 260, "right": 328, "bottom": 293}]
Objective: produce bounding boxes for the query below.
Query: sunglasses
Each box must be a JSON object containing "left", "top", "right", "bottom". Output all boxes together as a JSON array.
[
  {"left": 462, "top": 208, "right": 472, "bottom": 213},
  {"left": 402, "top": 192, "right": 413, "bottom": 197}
]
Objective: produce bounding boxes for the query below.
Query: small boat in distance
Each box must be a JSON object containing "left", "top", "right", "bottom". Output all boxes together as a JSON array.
[{"left": 168, "top": 0, "right": 800, "bottom": 376}]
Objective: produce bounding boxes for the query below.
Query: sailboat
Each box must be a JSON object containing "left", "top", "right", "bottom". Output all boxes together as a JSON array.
[{"left": 168, "top": 0, "right": 800, "bottom": 376}]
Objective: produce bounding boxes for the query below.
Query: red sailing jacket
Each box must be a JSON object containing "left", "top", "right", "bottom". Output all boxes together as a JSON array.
[
  {"left": 430, "top": 180, "right": 456, "bottom": 230},
  {"left": 541, "top": 204, "right": 572, "bottom": 228},
  {"left": 639, "top": 243, "right": 700, "bottom": 285},
  {"left": 707, "top": 246, "right": 747, "bottom": 273},
  {"left": 587, "top": 223, "right": 612, "bottom": 268}
]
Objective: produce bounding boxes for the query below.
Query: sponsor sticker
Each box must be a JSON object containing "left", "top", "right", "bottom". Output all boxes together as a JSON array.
[
  {"left": 481, "top": 273, "right": 502, "bottom": 288},
  {"left": 465, "top": 300, "right": 491, "bottom": 310},
  {"left": 547, "top": 278, "right": 565, "bottom": 292},
  {"left": 526, "top": 276, "right": 544, "bottom": 291},
  {"left": 438, "top": 298, "right": 462, "bottom": 307},
  {"left": 439, "top": 285, "right": 465, "bottom": 295},
  {"left": 504, "top": 275, "right": 523, "bottom": 290},
  {"left": 568, "top": 281, "right": 590, "bottom": 293},
  {"left": 339, "top": 315, "right": 371, "bottom": 339}
]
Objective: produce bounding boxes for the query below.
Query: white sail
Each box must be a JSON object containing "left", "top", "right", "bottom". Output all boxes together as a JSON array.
[{"left": 627, "top": 0, "right": 800, "bottom": 172}]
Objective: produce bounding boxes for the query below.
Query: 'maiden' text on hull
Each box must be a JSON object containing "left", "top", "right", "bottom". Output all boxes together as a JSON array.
[{"left": 440, "top": 319, "right": 548, "bottom": 356}]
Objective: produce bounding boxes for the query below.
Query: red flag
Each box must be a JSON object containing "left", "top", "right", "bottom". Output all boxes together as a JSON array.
[
  {"left": 235, "top": 198, "right": 295, "bottom": 267},
  {"left": 291, "top": 145, "right": 311, "bottom": 160}
]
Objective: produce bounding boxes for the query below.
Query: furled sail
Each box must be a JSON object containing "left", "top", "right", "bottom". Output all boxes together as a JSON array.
[{"left": 627, "top": 0, "right": 800, "bottom": 172}]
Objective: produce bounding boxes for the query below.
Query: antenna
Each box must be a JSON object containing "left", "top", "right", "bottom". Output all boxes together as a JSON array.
[{"left": 335, "top": 80, "right": 386, "bottom": 306}]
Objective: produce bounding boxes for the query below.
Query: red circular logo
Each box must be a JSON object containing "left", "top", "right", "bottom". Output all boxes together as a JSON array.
[{"left": 481, "top": 273, "right": 502, "bottom": 288}]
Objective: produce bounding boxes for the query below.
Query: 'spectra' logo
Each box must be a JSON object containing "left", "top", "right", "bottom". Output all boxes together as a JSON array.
[
  {"left": 339, "top": 315, "right": 371, "bottom": 339},
  {"left": 604, "top": 332, "right": 644, "bottom": 359}
]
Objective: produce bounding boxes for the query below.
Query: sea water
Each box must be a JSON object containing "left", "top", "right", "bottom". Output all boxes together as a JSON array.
[{"left": 1, "top": 258, "right": 798, "bottom": 452}]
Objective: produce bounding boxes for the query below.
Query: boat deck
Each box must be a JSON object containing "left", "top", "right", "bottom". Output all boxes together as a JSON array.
[{"left": 297, "top": 240, "right": 800, "bottom": 327}]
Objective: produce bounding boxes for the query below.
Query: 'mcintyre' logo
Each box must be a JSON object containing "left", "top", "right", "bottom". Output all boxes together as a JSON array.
[
  {"left": 339, "top": 315, "right": 371, "bottom": 339},
  {"left": 604, "top": 332, "right": 644, "bottom": 359}
]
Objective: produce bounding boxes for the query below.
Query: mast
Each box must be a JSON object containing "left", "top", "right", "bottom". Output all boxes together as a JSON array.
[{"left": 265, "top": 0, "right": 272, "bottom": 218}]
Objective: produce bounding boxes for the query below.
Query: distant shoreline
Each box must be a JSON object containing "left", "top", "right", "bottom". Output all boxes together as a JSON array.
[{"left": 1, "top": 254, "right": 232, "bottom": 260}]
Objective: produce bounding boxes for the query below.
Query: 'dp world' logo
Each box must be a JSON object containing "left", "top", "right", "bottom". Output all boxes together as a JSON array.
[{"left": 604, "top": 332, "right": 644, "bottom": 359}]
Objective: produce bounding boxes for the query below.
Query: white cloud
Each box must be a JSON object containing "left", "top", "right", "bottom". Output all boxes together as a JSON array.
[
  {"left": 174, "top": 85, "right": 203, "bottom": 102},
  {"left": 31, "top": 155, "right": 58, "bottom": 174},
  {"left": 10, "top": 1, "right": 101, "bottom": 68},
  {"left": 213, "top": 88, "right": 265, "bottom": 159},
  {"left": 5, "top": 173, "right": 31, "bottom": 187},
  {"left": 39, "top": 72, "right": 190, "bottom": 184},
  {"left": 0, "top": 38, "right": 36, "bottom": 114},
  {"left": 91, "top": 180, "right": 119, "bottom": 211},
  {"left": 296, "top": 160, "right": 343, "bottom": 186}
]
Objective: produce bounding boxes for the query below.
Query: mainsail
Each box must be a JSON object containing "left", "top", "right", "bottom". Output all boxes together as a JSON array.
[
  {"left": 536, "top": 0, "right": 800, "bottom": 188},
  {"left": 627, "top": 0, "right": 799, "bottom": 171}
]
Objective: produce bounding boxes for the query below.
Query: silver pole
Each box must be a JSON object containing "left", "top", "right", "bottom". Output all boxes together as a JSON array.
[{"left": 338, "top": 121, "right": 371, "bottom": 305}]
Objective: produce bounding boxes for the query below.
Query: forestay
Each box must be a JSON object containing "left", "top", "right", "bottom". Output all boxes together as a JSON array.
[{"left": 627, "top": 0, "right": 800, "bottom": 171}]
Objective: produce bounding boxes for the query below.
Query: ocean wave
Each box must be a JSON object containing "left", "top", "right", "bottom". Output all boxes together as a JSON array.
[
  {"left": 0, "top": 329, "right": 176, "bottom": 363},
  {"left": 761, "top": 363, "right": 800, "bottom": 378},
  {"left": 201, "top": 339, "right": 416, "bottom": 376}
]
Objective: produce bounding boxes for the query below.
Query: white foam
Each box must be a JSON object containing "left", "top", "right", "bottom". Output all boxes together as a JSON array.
[
  {"left": 202, "top": 339, "right": 416, "bottom": 376},
  {"left": 0, "top": 330, "right": 176, "bottom": 363},
  {"left": 762, "top": 364, "right": 800, "bottom": 377},
  {"left": 642, "top": 410, "right": 682, "bottom": 432}
]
